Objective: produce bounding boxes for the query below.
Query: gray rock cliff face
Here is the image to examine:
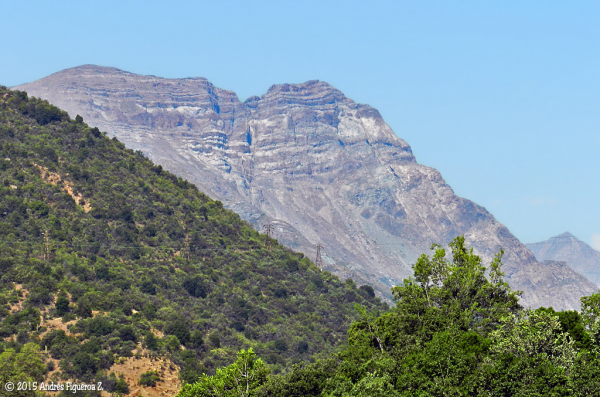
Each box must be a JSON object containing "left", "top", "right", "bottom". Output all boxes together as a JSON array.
[
  {"left": 527, "top": 232, "right": 600, "bottom": 287},
  {"left": 15, "top": 65, "right": 598, "bottom": 309}
]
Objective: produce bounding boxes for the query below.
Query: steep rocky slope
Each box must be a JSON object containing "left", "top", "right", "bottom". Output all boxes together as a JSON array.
[
  {"left": 527, "top": 232, "right": 600, "bottom": 287},
  {"left": 15, "top": 65, "right": 597, "bottom": 308}
]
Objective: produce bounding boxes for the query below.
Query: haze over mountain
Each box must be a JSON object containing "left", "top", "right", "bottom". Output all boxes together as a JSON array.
[
  {"left": 527, "top": 232, "right": 600, "bottom": 287},
  {"left": 15, "top": 65, "right": 598, "bottom": 309}
]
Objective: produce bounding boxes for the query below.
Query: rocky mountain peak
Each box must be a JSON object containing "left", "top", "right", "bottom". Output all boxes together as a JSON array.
[
  {"left": 64, "top": 64, "right": 124, "bottom": 74},
  {"left": 527, "top": 232, "right": 600, "bottom": 287},
  {"left": 15, "top": 65, "right": 598, "bottom": 309},
  {"left": 555, "top": 232, "right": 576, "bottom": 239},
  {"left": 263, "top": 80, "right": 346, "bottom": 104},
  {"left": 265, "top": 79, "right": 335, "bottom": 94}
]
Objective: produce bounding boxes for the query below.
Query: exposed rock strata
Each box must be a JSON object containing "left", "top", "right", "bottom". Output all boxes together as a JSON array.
[
  {"left": 15, "top": 65, "right": 597, "bottom": 309},
  {"left": 527, "top": 232, "right": 600, "bottom": 287}
]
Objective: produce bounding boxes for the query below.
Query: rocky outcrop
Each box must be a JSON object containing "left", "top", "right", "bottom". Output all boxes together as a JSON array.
[
  {"left": 527, "top": 232, "right": 600, "bottom": 287},
  {"left": 15, "top": 65, "right": 598, "bottom": 309}
]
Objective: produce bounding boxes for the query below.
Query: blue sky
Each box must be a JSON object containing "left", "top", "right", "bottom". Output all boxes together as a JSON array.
[{"left": 1, "top": 1, "right": 599, "bottom": 249}]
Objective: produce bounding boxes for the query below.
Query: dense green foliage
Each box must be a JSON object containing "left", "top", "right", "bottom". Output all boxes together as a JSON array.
[
  {"left": 0, "top": 87, "right": 386, "bottom": 388},
  {"left": 192, "top": 237, "right": 600, "bottom": 397}
]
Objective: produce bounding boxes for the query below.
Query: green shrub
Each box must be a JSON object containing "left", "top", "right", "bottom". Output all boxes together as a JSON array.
[{"left": 139, "top": 370, "right": 161, "bottom": 387}]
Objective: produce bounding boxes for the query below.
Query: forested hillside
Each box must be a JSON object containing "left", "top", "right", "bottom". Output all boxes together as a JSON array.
[{"left": 0, "top": 87, "right": 386, "bottom": 394}]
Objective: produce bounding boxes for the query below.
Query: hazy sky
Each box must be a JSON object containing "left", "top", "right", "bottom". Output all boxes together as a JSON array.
[{"left": 1, "top": 1, "right": 598, "bottom": 249}]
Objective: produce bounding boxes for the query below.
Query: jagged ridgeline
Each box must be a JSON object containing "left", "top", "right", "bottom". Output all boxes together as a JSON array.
[{"left": 0, "top": 87, "right": 386, "bottom": 386}]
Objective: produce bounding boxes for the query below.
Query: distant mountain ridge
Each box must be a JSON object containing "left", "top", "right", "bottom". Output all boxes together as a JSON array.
[
  {"left": 527, "top": 232, "right": 600, "bottom": 287},
  {"left": 15, "top": 65, "right": 598, "bottom": 309}
]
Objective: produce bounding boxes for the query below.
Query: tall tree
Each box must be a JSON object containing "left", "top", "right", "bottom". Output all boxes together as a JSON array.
[{"left": 177, "top": 348, "right": 269, "bottom": 397}]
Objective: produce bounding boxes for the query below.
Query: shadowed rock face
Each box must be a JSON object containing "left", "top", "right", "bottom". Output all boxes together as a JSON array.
[
  {"left": 15, "top": 65, "right": 597, "bottom": 308},
  {"left": 527, "top": 232, "right": 600, "bottom": 287}
]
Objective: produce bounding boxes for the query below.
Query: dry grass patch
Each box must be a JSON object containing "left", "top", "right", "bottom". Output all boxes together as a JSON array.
[{"left": 103, "top": 355, "right": 181, "bottom": 397}]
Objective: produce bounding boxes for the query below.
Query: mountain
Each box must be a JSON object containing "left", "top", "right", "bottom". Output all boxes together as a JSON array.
[
  {"left": 527, "top": 232, "right": 600, "bottom": 287},
  {"left": 14, "top": 65, "right": 597, "bottom": 309},
  {"left": 0, "top": 87, "right": 386, "bottom": 389}
]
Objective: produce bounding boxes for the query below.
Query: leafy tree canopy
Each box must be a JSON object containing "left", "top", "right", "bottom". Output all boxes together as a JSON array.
[{"left": 177, "top": 348, "right": 268, "bottom": 397}]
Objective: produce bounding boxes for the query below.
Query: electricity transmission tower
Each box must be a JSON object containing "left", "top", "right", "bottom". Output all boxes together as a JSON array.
[
  {"left": 315, "top": 243, "right": 323, "bottom": 270},
  {"left": 264, "top": 223, "right": 273, "bottom": 250},
  {"left": 183, "top": 234, "right": 191, "bottom": 260},
  {"left": 42, "top": 230, "right": 50, "bottom": 261}
]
